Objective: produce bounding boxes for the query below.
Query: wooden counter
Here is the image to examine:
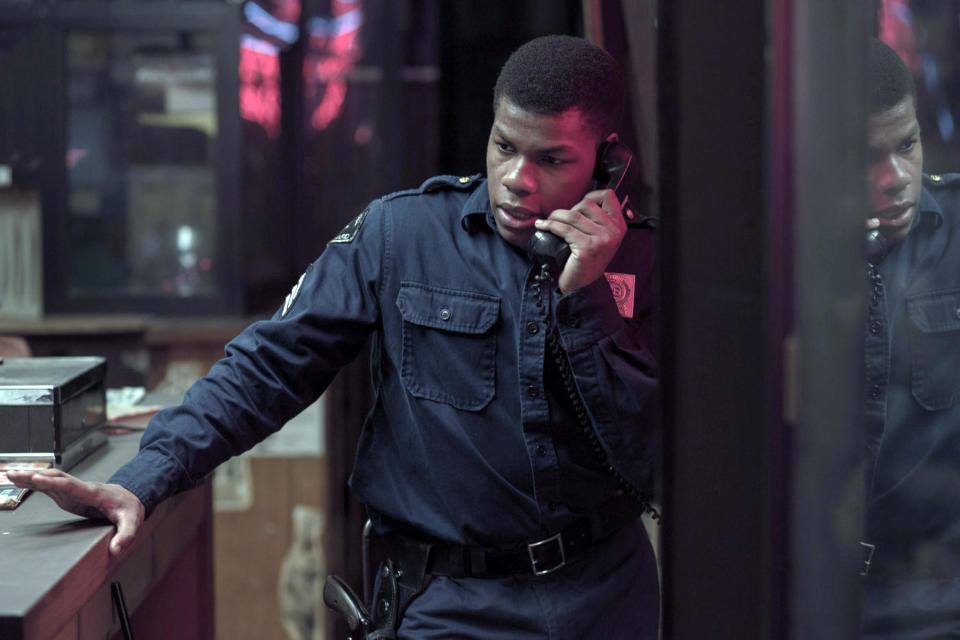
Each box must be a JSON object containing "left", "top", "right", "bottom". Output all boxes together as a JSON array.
[{"left": 0, "top": 433, "right": 213, "bottom": 640}]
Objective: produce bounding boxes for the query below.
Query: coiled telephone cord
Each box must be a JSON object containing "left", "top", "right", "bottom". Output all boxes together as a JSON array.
[{"left": 532, "top": 264, "right": 661, "bottom": 525}]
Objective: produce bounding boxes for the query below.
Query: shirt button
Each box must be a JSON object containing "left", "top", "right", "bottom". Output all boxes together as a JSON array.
[
  {"left": 870, "top": 385, "right": 881, "bottom": 399},
  {"left": 869, "top": 321, "right": 881, "bottom": 335},
  {"left": 440, "top": 308, "right": 451, "bottom": 321},
  {"left": 527, "top": 385, "right": 539, "bottom": 398},
  {"left": 955, "top": 306, "right": 960, "bottom": 320},
  {"left": 526, "top": 322, "right": 539, "bottom": 335},
  {"left": 535, "top": 444, "right": 548, "bottom": 456}
]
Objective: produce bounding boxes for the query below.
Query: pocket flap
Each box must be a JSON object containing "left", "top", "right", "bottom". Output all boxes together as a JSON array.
[
  {"left": 907, "top": 289, "right": 960, "bottom": 333},
  {"left": 396, "top": 283, "right": 499, "bottom": 333}
]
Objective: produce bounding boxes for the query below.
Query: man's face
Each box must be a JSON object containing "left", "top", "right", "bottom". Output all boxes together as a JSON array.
[
  {"left": 486, "top": 98, "right": 601, "bottom": 248},
  {"left": 867, "top": 96, "right": 923, "bottom": 246}
]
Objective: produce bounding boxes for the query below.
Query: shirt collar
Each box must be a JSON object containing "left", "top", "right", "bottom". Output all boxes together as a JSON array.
[
  {"left": 916, "top": 186, "right": 944, "bottom": 231},
  {"left": 460, "top": 178, "right": 496, "bottom": 233}
]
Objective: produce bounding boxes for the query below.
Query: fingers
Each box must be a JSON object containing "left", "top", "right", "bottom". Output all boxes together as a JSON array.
[
  {"left": 7, "top": 468, "right": 144, "bottom": 557},
  {"left": 8, "top": 468, "right": 81, "bottom": 497},
  {"left": 865, "top": 217, "right": 881, "bottom": 230},
  {"left": 5, "top": 469, "right": 37, "bottom": 487},
  {"left": 23, "top": 470, "right": 106, "bottom": 518},
  {"left": 29, "top": 469, "right": 99, "bottom": 500},
  {"left": 580, "top": 188, "right": 626, "bottom": 227},
  {"left": 110, "top": 508, "right": 140, "bottom": 555},
  {"left": 535, "top": 189, "right": 625, "bottom": 245},
  {"left": 103, "top": 485, "right": 146, "bottom": 556},
  {"left": 8, "top": 469, "right": 114, "bottom": 520}
]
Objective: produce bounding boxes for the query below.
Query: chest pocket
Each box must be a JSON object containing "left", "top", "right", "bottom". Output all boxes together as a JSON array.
[
  {"left": 396, "top": 283, "right": 500, "bottom": 410},
  {"left": 907, "top": 288, "right": 960, "bottom": 410}
]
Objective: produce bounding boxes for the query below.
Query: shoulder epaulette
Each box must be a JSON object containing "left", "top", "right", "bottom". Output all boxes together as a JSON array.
[
  {"left": 380, "top": 174, "right": 482, "bottom": 202},
  {"left": 420, "top": 174, "right": 482, "bottom": 193},
  {"left": 924, "top": 173, "right": 960, "bottom": 188},
  {"left": 380, "top": 186, "right": 423, "bottom": 202}
]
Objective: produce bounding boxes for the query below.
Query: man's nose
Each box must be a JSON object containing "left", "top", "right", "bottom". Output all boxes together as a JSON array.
[
  {"left": 503, "top": 157, "right": 536, "bottom": 196},
  {"left": 878, "top": 154, "right": 911, "bottom": 195}
]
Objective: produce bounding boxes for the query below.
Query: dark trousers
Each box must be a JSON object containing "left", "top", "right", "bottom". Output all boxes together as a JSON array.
[{"left": 395, "top": 520, "right": 660, "bottom": 640}]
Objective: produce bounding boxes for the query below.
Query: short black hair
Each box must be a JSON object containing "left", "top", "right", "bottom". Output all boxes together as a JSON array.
[
  {"left": 493, "top": 34, "right": 626, "bottom": 140},
  {"left": 868, "top": 37, "right": 916, "bottom": 113}
]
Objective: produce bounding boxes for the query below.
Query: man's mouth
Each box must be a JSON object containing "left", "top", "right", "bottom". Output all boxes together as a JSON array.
[
  {"left": 873, "top": 203, "right": 914, "bottom": 227},
  {"left": 495, "top": 204, "right": 540, "bottom": 228}
]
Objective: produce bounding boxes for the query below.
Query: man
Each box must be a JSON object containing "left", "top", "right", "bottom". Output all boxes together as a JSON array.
[
  {"left": 862, "top": 37, "right": 960, "bottom": 638},
  {"left": 10, "top": 35, "right": 659, "bottom": 638}
]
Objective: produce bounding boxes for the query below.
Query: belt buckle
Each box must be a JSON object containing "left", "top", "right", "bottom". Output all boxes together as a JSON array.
[
  {"left": 527, "top": 532, "right": 566, "bottom": 576},
  {"left": 859, "top": 541, "right": 876, "bottom": 577}
]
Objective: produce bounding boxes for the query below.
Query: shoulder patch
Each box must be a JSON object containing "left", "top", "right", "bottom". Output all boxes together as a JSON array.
[
  {"left": 604, "top": 272, "right": 636, "bottom": 318},
  {"left": 329, "top": 207, "right": 368, "bottom": 244},
  {"left": 281, "top": 265, "right": 311, "bottom": 317}
]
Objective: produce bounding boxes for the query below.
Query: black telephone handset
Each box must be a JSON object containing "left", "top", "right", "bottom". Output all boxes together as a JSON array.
[
  {"left": 526, "top": 140, "right": 640, "bottom": 275},
  {"left": 866, "top": 228, "right": 888, "bottom": 263}
]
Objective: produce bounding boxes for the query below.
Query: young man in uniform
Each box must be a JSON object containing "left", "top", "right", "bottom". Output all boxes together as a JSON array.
[
  {"left": 10, "top": 35, "right": 659, "bottom": 638},
  {"left": 862, "top": 37, "right": 960, "bottom": 639}
]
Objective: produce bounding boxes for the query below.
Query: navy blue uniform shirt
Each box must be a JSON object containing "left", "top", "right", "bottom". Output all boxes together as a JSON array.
[
  {"left": 109, "top": 174, "right": 658, "bottom": 547},
  {"left": 863, "top": 173, "right": 960, "bottom": 637}
]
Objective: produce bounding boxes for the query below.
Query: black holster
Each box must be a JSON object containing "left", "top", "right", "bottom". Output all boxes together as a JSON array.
[
  {"left": 367, "top": 533, "right": 435, "bottom": 637},
  {"left": 325, "top": 533, "right": 434, "bottom": 639}
]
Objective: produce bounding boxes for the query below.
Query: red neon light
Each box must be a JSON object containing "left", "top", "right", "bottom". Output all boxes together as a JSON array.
[
  {"left": 304, "top": 0, "right": 362, "bottom": 131},
  {"left": 239, "top": 46, "right": 282, "bottom": 139},
  {"left": 878, "top": 0, "right": 921, "bottom": 73}
]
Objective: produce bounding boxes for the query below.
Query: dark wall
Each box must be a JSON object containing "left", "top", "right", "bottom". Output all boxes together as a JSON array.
[{"left": 436, "top": 1, "right": 582, "bottom": 176}]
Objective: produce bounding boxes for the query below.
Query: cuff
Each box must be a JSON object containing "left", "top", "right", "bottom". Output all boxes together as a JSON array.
[{"left": 107, "top": 449, "right": 187, "bottom": 517}]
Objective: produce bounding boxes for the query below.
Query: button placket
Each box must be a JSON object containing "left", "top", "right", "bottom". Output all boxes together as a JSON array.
[{"left": 864, "top": 264, "right": 888, "bottom": 452}]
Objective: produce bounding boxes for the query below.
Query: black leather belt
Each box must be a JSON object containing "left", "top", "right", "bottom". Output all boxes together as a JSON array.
[{"left": 386, "top": 493, "right": 643, "bottom": 579}]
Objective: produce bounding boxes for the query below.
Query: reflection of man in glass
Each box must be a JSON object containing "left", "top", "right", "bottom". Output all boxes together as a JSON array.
[{"left": 862, "top": 37, "right": 960, "bottom": 638}]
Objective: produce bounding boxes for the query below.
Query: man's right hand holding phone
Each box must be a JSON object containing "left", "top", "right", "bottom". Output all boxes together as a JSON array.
[{"left": 533, "top": 188, "right": 628, "bottom": 295}]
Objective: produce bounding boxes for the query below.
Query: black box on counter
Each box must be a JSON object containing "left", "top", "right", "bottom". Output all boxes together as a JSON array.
[{"left": 0, "top": 356, "right": 107, "bottom": 470}]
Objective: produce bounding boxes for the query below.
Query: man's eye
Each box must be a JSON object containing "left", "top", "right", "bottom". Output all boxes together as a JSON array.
[
  {"left": 900, "top": 138, "right": 917, "bottom": 153},
  {"left": 542, "top": 155, "right": 564, "bottom": 166},
  {"left": 495, "top": 142, "right": 513, "bottom": 154}
]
